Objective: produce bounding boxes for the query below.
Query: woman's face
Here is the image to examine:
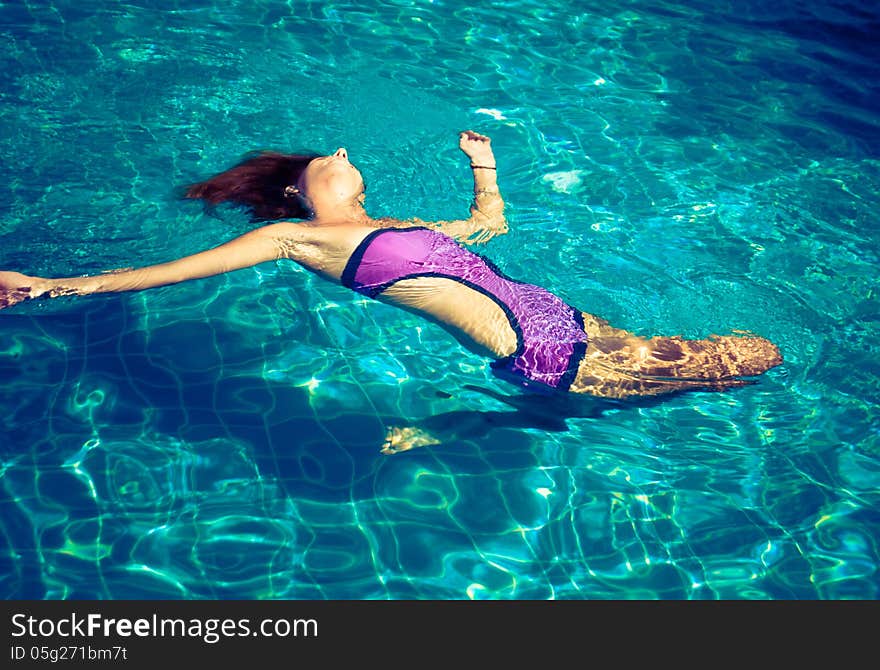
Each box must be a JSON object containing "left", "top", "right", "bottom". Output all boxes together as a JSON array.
[{"left": 298, "top": 147, "right": 365, "bottom": 208}]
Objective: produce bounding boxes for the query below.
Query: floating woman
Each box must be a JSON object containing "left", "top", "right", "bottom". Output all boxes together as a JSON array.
[{"left": 0, "top": 131, "right": 782, "bottom": 452}]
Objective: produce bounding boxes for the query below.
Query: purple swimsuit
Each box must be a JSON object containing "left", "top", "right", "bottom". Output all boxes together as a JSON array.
[{"left": 341, "top": 227, "right": 588, "bottom": 393}]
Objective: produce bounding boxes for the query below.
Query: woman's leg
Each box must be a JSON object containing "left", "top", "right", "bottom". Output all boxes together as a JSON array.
[{"left": 571, "top": 312, "right": 783, "bottom": 399}]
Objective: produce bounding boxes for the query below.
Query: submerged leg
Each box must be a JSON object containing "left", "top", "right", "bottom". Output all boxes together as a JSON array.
[
  {"left": 381, "top": 425, "right": 442, "bottom": 455},
  {"left": 379, "top": 395, "right": 595, "bottom": 455},
  {"left": 643, "top": 333, "right": 783, "bottom": 379},
  {"left": 572, "top": 313, "right": 783, "bottom": 399},
  {"left": 380, "top": 405, "right": 567, "bottom": 455}
]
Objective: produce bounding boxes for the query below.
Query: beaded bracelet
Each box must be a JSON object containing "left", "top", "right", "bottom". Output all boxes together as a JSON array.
[{"left": 470, "top": 164, "right": 497, "bottom": 170}]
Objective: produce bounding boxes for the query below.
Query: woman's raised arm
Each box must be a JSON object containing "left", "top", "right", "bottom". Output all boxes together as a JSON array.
[
  {"left": 0, "top": 222, "right": 305, "bottom": 310},
  {"left": 400, "top": 130, "right": 508, "bottom": 245}
]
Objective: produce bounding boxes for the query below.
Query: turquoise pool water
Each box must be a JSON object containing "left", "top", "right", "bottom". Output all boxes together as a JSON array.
[{"left": 1, "top": 0, "right": 878, "bottom": 599}]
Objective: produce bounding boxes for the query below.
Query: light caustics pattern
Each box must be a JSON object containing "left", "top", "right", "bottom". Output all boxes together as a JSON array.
[{"left": 0, "top": 0, "right": 878, "bottom": 599}]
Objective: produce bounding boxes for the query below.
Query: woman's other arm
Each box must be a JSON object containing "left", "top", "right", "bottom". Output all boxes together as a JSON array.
[
  {"left": 390, "top": 130, "right": 508, "bottom": 245},
  {"left": 0, "top": 222, "right": 305, "bottom": 310}
]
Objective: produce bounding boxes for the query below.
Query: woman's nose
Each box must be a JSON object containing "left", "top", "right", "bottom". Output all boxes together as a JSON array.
[{"left": 333, "top": 147, "right": 348, "bottom": 160}]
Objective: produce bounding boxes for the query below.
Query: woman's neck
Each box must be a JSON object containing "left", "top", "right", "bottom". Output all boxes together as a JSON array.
[{"left": 310, "top": 203, "right": 373, "bottom": 226}]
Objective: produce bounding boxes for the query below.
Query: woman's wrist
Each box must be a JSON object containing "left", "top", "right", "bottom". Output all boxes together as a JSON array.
[
  {"left": 29, "top": 278, "right": 55, "bottom": 299},
  {"left": 32, "top": 276, "right": 95, "bottom": 300}
]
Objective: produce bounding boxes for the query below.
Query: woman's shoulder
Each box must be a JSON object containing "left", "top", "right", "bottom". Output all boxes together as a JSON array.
[
  {"left": 370, "top": 216, "right": 409, "bottom": 228},
  {"left": 279, "top": 220, "right": 380, "bottom": 254},
  {"left": 268, "top": 218, "right": 429, "bottom": 251}
]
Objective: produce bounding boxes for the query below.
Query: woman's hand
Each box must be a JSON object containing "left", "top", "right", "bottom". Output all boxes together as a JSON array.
[
  {"left": 459, "top": 130, "right": 496, "bottom": 167},
  {"left": 0, "top": 271, "right": 45, "bottom": 310}
]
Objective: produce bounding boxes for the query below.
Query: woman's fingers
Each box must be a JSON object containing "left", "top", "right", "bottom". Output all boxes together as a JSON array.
[
  {"left": 0, "top": 271, "right": 46, "bottom": 309},
  {"left": 459, "top": 130, "right": 491, "bottom": 143},
  {"left": 459, "top": 131, "right": 495, "bottom": 162},
  {"left": 0, "top": 288, "right": 30, "bottom": 310}
]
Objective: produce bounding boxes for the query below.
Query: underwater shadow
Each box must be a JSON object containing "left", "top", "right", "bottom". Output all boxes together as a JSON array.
[
  {"left": 377, "top": 382, "right": 690, "bottom": 450},
  {"left": 4, "top": 294, "right": 757, "bottom": 505},
  {"left": 3, "top": 296, "right": 393, "bottom": 505}
]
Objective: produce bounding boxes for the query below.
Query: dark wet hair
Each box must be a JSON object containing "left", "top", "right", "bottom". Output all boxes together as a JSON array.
[{"left": 184, "top": 151, "right": 320, "bottom": 221}]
